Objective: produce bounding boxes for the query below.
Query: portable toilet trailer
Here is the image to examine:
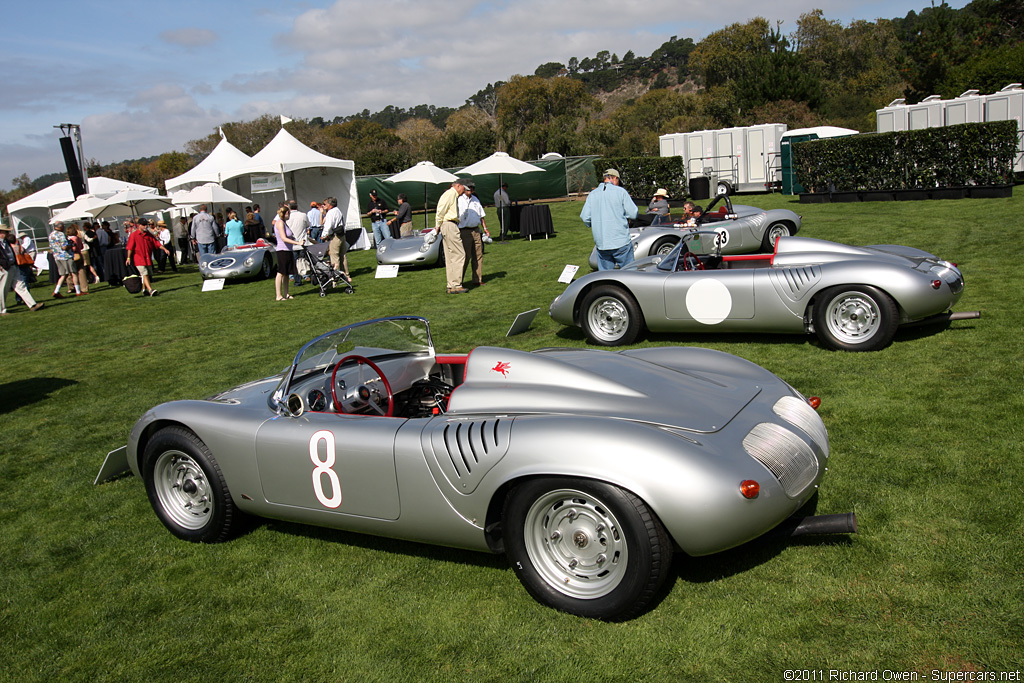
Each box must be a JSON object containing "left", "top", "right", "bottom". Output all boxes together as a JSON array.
[
  {"left": 723, "top": 123, "right": 786, "bottom": 194},
  {"left": 876, "top": 99, "right": 909, "bottom": 133},
  {"left": 780, "top": 127, "right": 859, "bottom": 195},
  {"left": 983, "top": 83, "right": 1024, "bottom": 173},
  {"left": 907, "top": 95, "right": 945, "bottom": 130},
  {"left": 945, "top": 90, "right": 984, "bottom": 125},
  {"left": 659, "top": 133, "right": 682, "bottom": 158}
]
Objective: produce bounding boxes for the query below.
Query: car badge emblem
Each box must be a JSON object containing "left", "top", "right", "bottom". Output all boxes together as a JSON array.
[{"left": 491, "top": 361, "right": 511, "bottom": 377}]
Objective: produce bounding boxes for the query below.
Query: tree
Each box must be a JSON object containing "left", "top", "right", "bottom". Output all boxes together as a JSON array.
[
  {"left": 534, "top": 62, "right": 565, "bottom": 78},
  {"left": 396, "top": 118, "right": 443, "bottom": 162},
  {"left": 688, "top": 18, "right": 773, "bottom": 88},
  {"left": 496, "top": 76, "right": 598, "bottom": 159}
]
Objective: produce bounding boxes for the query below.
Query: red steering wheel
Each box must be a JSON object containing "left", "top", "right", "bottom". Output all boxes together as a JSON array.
[
  {"left": 682, "top": 252, "right": 705, "bottom": 271},
  {"left": 330, "top": 355, "right": 393, "bottom": 416}
]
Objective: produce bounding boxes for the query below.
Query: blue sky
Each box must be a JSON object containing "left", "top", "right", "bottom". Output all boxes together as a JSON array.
[{"left": 1, "top": 0, "right": 970, "bottom": 192}]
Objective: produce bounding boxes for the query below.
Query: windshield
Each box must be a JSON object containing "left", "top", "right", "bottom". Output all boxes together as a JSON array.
[
  {"left": 271, "top": 316, "right": 433, "bottom": 409},
  {"left": 656, "top": 231, "right": 723, "bottom": 271}
]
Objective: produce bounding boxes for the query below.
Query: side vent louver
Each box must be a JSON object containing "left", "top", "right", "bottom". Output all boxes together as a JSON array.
[{"left": 426, "top": 418, "right": 513, "bottom": 494}]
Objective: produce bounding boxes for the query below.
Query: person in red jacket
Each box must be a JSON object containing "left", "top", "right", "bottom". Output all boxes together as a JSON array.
[{"left": 126, "top": 218, "right": 169, "bottom": 297}]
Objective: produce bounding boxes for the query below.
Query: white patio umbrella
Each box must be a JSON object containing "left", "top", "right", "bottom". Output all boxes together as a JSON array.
[
  {"left": 458, "top": 151, "right": 544, "bottom": 177},
  {"left": 458, "top": 152, "right": 544, "bottom": 241},
  {"left": 49, "top": 193, "right": 112, "bottom": 224},
  {"left": 89, "top": 189, "right": 175, "bottom": 220},
  {"left": 171, "top": 182, "right": 251, "bottom": 207},
  {"left": 385, "top": 161, "right": 459, "bottom": 231}
]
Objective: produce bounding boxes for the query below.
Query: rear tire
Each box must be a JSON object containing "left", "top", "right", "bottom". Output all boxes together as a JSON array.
[
  {"left": 504, "top": 478, "right": 673, "bottom": 620},
  {"left": 579, "top": 285, "right": 644, "bottom": 346},
  {"left": 652, "top": 236, "right": 679, "bottom": 257},
  {"left": 813, "top": 285, "right": 898, "bottom": 351},
  {"left": 142, "top": 427, "right": 242, "bottom": 543}
]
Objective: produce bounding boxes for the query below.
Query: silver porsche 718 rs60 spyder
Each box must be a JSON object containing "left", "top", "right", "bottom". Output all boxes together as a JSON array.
[
  {"left": 105, "top": 316, "right": 856, "bottom": 620},
  {"left": 376, "top": 228, "right": 444, "bottom": 267},
  {"left": 557, "top": 234, "right": 978, "bottom": 351},
  {"left": 199, "top": 241, "right": 276, "bottom": 280},
  {"left": 588, "top": 194, "right": 801, "bottom": 269}
]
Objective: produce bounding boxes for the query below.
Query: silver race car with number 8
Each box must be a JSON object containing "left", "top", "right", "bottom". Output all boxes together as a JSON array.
[{"left": 106, "top": 316, "right": 855, "bottom": 620}]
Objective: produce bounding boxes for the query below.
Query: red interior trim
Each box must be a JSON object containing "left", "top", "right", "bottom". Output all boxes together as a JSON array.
[
  {"left": 722, "top": 254, "right": 773, "bottom": 262},
  {"left": 435, "top": 354, "right": 468, "bottom": 366}
]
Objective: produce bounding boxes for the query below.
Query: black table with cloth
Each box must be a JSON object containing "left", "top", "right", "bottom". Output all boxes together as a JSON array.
[
  {"left": 515, "top": 204, "right": 554, "bottom": 239},
  {"left": 103, "top": 247, "right": 129, "bottom": 285}
]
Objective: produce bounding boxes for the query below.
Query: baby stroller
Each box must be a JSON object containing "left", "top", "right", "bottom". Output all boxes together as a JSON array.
[{"left": 303, "top": 242, "right": 353, "bottom": 296}]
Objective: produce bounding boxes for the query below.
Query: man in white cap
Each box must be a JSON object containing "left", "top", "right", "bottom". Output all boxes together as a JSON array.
[{"left": 580, "top": 168, "right": 638, "bottom": 271}]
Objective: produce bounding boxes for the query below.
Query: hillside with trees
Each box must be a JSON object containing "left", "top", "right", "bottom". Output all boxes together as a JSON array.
[{"left": 3, "top": 0, "right": 1020, "bottom": 208}]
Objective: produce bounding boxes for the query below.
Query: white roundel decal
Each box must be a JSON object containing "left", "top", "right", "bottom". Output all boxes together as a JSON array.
[{"left": 685, "top": 279, "right": 732, "bottom": 324}]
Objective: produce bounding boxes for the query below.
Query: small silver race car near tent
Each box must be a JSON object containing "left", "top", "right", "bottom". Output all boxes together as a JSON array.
[
  {"left": 199, "top": 240, "right": 276, "bottom": 280},
  {"left": 558, "top": 234, "right": 978, "bottom": 351},
  {"left": 104, "top": 316, "right": 856, "bottom": 620},
  {"left": 588, "top": 194, "right": 802, "bottom": 269},
  {"left": 376, "top": 228, "right": 444, "bottom": 267}
]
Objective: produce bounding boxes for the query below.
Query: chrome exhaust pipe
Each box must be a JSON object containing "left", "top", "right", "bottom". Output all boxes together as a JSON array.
[
  {"left": 903, "top": 310, "right": 980, "bottom": 328},
  {"left": 789, "top": 513, "right": 858, "bottom": 537}
]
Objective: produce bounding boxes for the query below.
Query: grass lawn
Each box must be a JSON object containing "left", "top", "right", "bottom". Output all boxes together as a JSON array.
[{"left": 1, "top": 189, "right": 1021, "bottom": 682}]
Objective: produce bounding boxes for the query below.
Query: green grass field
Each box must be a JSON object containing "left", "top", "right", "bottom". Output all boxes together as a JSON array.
[{"left": 1, "top": 190, "right": 1021, "bottom": 682}]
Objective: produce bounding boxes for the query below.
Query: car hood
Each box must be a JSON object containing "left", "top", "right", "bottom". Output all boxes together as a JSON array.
[{"left": 447, "top": 346, "right": 775, "bottom": 433}]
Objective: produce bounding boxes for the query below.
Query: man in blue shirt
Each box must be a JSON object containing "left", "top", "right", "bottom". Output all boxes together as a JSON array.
[{"left": 580, "top": 168, "right": 638, "bottom": 270}]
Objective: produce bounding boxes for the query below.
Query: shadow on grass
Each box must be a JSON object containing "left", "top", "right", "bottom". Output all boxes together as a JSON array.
[
  {"left": 673, "top": 495, "right": 855, "bottom": 588},
  {"left": 0, "top": 377, "right": 78, "bottom": 414},
  {"left": 262, "top": 518, "right": 508, "bottom": 570}
]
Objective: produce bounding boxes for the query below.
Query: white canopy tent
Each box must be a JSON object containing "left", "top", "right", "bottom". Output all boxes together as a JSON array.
[
  {"left": 6, "top": 177, "right": 156, "bottom": 235},
  {"left": 164, "top": 137, "right": 253, "bottom": 194},
  {"left": 220, "top": 128, "right": 360, "bottom": 230}
]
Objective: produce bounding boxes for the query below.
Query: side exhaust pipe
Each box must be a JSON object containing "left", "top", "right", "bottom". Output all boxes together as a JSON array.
[
  {"left": 789, "top": 513, "right": 858, "bottom": 537},
  {"left": 903, "top": 310, "right": 980, "bottom": 329}
]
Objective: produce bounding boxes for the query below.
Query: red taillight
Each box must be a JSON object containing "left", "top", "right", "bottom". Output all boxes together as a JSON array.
[
  {"left": 740, "top": 480, "right": 760, "bottom": 499},
  {"left": 808, "top": 396, "right": 821, "bottom": 410},
  {"left": 931, "top": 279, "right": 942, "bottom": 289}
]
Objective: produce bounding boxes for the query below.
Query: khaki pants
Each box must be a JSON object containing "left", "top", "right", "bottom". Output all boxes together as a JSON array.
[
  {"left": 399, "top": 221, "right": 414, "bottom": 238},
  {"left": 460, "top": 228, "right": 483, "bottom": 285},
  {"left": 440, "top": 221, "right": 465, "bottom": 290},
  {"left": 328, "top": 234, "right": 348, "bottom": 274}
]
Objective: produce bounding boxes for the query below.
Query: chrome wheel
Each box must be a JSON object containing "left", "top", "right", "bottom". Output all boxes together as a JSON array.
[
  {"left": 586, "top": 296, "right": 630, "bottom": 343},
  {"left": 152, "top": 449, "right": 213, "bottom": 531},
  {"left": 824, "top": 291, "right": 882, "bottom": 344},
  {"left": 523, "top": 488, "right": 628, "bottom": 599}
]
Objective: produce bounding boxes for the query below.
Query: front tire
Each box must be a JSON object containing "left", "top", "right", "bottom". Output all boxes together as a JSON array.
[
  {"left": 142, "top": 427, "right": 242, "bottom": 543},
  {"left": 761, "top": 222, "right": 792, "bottom": 251},
  {"left": 813, "top": 285, "right": 899, "bottom": 351},
  {"left": 504, "top": 478, "right": 673, "bottom": 620},
  {"left": 260, "top": 256, "right": 273, "bottom": 280},
  {"left": 579, "top": 285, "right": 644, "bottom": 346}
]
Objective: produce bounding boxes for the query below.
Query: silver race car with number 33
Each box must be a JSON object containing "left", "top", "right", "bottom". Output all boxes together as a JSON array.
[
  {"left": 558, "top": 233, "right": 977, "bottom": 351},
  {"left": 105, "top": 317, "right": 856, "bottom": 620}
]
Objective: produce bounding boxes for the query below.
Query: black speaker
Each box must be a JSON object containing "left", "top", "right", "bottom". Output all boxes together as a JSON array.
[
  {"left": 60, "top": 136, "right": 87, "bottom": 199},
  {"left": 688, "top": 176, "right": 710, "bottom": 200}
]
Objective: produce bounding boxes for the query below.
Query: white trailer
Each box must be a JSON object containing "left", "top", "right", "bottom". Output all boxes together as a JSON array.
[
  {"left": 659, "top": 123, "right": 787, "bottom": 195},
  {"left": 983, "top": 83, "right": 1024, "bottom": 173}
]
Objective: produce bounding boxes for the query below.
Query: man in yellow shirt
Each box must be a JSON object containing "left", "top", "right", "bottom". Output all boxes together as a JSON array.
[{"left": 434, "top": 178, "right": 470, "bottom": 293}]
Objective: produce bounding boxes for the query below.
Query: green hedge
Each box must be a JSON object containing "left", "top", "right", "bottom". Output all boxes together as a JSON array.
[
  {"left": 794, "top": 120, "right": 1017, "bottom": 193},
  {"left": 593, "top": 156, "right": 688, "bottom": 200}
]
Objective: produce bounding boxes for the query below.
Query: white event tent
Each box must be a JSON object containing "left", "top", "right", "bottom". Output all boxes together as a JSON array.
[
  {"left": 220, "top": 128, "right": 360, "bottom": 229},
  {"left": 164, "top": 137, "right": 253, "bottom": 194},
  {"left": 6, "top": 176, "right": 156, "bottom": 234}
]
